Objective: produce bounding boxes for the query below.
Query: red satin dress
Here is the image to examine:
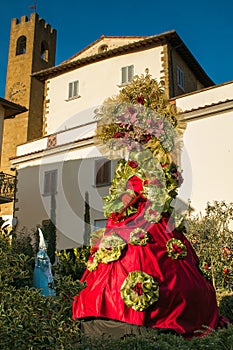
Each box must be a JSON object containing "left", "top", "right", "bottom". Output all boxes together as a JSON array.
[{"left": 72, "top": 176, "right": 220, "bottom": 337}]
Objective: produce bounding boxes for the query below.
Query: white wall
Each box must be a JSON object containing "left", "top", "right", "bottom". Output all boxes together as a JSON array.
[
  {"left": 69, "top": 37, "right": 148, "bottom": 61},
  {"left": 46, "top": 47, "right": 163, "bottom": 134},
  {"left": 176, "top": 81, "right": 233, "bottom": 112},
  {"left": 180, "top": 110, "right": 233, "bottom": 214}
]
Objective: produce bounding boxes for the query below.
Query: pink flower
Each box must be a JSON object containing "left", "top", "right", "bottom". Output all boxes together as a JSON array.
[
  {"left": 149, "top": 179, "right": 162, "bottom": 187},
  {"left": 148, "top": 208, "right": 156, "bottom": 215},
  {"left": 154, "top": 119, "right": 165, "bottom": 138},
  {"left": 172, "top": 170, "right": 183, "bottom": 185},
  {"left": 121, "top": 107, "right": 139, "bottom": 124}
]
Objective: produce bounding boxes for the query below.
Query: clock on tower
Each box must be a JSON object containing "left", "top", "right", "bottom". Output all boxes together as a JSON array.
[{"left": 9, "top": 82, "right": 27, "bottom": 102}]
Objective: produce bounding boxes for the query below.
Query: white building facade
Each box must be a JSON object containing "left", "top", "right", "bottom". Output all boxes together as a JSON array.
[
  {"left": 176, "top": 81, "right": 233, "bottom": 214},
  {"left": 11, "top": 33, "right": 232, "bottom": 250}
]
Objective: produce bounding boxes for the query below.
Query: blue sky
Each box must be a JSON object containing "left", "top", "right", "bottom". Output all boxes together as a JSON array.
[{"left": 1, "top": 0, "right": 233, "bottom": 97}]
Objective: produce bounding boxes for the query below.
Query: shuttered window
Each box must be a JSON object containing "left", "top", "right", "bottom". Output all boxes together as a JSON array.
[
  {"left": 94, "top": 219, "right": 107, "bottom": 229},
  {"left": 68, "top": 80, "right": 79, "bottom": 99},
  {"left": 95, "top": 159, "right": 111, "bottom": 186},
  {"left": 44, "top": 170, "right": 58, "bottom": 196},
  {"left": 177, "top": 66, "right": 184, "bottom": 90},
  {"left": 121, "top": 65, "right": 134, "bottom": 84}
]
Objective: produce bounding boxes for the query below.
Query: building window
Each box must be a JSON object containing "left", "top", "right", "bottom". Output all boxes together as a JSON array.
[
  {"left": 41, "top": 40, "right": 49, "bottom": 62},
  {"left": 121, "top": 65, "right": 134, "bottom": 84},
  {"left": 98, "top": 44, "right": 108, "bottom": 53},
  {"left": 177, "top": 66, "right": 184, "bottom": 90},
  {"left": 16, "top": 36, "right": 26, "bottom": 55},
  {"left": 68, "top": 80, "right": 79, "bottom": 99},
  {"left": 43, "top": 169, "right": 57, "bottom": 196},
  {"left": 95, "top": 158, "right": 111, "bottom": 187},
  {"left": 94, "top": 219, "right": 107, "bottom": 229}
]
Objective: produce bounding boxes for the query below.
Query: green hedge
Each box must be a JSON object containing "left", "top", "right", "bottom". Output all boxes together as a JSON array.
[
  {"left": 0, "top": 229, "right": 85, "bottom": 349},
  {"left": 76, "top": 326, "right": 233, "bottom": 349},
  {"left": 0, "top": 201, "right": 233, "bottom": 349}
]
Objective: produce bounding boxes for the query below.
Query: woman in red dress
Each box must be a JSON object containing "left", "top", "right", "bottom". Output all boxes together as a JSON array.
[
  {"left": 72, "top": 73, "right": 225, "bottom": 337},
  {"left": 72, "top": 150, "right": 220, "bottom": 337}
]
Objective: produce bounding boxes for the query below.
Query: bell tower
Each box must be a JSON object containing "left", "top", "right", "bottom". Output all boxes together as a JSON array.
[
  {"left": 1, "top": 13, "right": 56, "bottom": 216},
  {"left": 2, "top": 12, "right": 56, "bottom": 173}
]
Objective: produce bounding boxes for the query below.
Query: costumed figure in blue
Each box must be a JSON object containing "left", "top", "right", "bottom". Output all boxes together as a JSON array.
[{"left": 33, "top": 228, "right": 56, "bottom": 296}]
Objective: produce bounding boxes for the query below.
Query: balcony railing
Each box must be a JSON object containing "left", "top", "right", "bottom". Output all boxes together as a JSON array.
[{"left": 0, "top": 172, "right": 16, "bottom": 204}]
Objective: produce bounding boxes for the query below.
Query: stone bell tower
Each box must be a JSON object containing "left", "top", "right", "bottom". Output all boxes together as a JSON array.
[
  {"left": 1, "top": 13, "right": 56, "bottom": 216},
  {"left": 2, "top": 12, "right": 56, "bottom": 173}
]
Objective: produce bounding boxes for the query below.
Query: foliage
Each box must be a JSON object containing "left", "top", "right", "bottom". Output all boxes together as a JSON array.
[
  {"left": 186, "top": 201, "right": 233, "bottom": 291},
  {"left": 38, "top": 324, "right": 233, "bottom": 349},
  {"left": 217, "top": 290, "right": 233, "bottom": 322},
  {"left": 0, "top": 226, "right": 85, "bottom": 349},
  {"left": 41, "top": 219, "right": 57, "bottom": 264},
  {"left": 11, "top": 227, "right": 36, "bottom": 259},
  {"left": 0, "top": 285, "right": 83, "bottom": 349},
  {"left": 55, "top": 246, "right": 90, "bottom": 281},
  {"left": 0, "top": 232, "right": 34, "bottom": 288},
  {"left": 84, "top": 191, "right": 91, "bottom": 246},
  {"left": 1, "top": 203, "right": 233, "bottom": 348},
  {"left": 111, "top": 69, "right": 178, "bottom": 124}
]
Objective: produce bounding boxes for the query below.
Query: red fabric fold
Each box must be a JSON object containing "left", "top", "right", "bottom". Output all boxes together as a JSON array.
[{"left": 72, "top": 176, "right": 222, "bottom": 338}]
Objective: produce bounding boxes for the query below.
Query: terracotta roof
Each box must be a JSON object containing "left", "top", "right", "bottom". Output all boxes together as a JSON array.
[
  {"left": 31, "top": 30, "right": 214, "bottom": 87},
  {"left": 0, "top": 98, "right": 27, "bottom": 118},
  {"left": 62, "top": 34, "right": 149, "bottom": 64}
]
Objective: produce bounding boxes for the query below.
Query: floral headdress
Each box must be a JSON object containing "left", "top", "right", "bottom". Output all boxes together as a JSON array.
[
  {"left": 94, "top": 71, "right": 186, "bottom": 225},
  {"left": 94, "top": 70, "right": 186, "bottom": 165}
]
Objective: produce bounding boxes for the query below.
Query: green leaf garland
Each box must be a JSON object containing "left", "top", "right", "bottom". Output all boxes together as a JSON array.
[
  {"left": 166, "top": 238, "right": 187, "bottom": 260},
  {"left": 87, "top": 233, "right": 126, "bottom": 271},
  {"left": 129, "top": 228, "right": 149, "bottom": 246},
  {"left": 120, "top": 270, "right": 159, "bottom": 311}
]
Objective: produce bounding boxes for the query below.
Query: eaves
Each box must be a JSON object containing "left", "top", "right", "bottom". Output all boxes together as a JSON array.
[{"left": 31, "top": 30, "right": 214, "bottom": 87}]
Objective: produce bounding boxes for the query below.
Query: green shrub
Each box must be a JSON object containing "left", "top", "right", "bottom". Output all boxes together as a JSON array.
[
  {"left": 0, "top": 228, "right": 85, "bottom": 349},
  {"left": 0, "top": 234, "right": 33, "bottom": 288},
  {"left": 55, "top": 246, "right": 90, "bottom": 281},
  {"left": 41, "top": 219, "right": 57, "bottom": 264},
  {"left": 0, "top": 286, "right": 83, "bottom": 349},
  {"left": 186, "top": 201, "right": 233, "bottom": 291},
  {"left": 57, "top": 324, "right": 233, "bottom": 349},
  {"left": 217, "top": 290, "right": 233, "bottom": 322},
  {"left": 11, "top": 227, "right": 36, "bottom": 259},
  {"left": 1, "top": 206, "right": 233, "bottom": 348}
]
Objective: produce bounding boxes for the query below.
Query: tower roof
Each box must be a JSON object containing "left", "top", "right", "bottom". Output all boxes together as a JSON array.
[{"left": 0, "top": 98, "right": 27, "bottom": 118}]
